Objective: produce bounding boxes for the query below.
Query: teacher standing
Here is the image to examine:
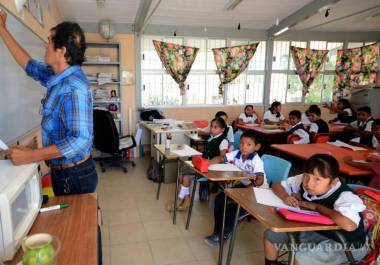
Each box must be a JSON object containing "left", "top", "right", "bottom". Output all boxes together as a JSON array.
[{"left": 0, "top": 10, "right": 98, "bottom": 196}]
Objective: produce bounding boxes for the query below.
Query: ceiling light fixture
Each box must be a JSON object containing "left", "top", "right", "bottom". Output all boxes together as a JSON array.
[
  {"left": 273, "top": 26, "right": 289, "bottom": 36},
  {"left": 224, "top": 0, "right": 243, "bottom": 11},
  {"left": 96, "top": 0, "right": 105, "bottom": 8}
]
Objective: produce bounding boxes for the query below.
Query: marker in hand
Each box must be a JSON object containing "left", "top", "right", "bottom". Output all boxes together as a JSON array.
[{"left": 40, "top": 203, "right": 69, "bottom": 213}]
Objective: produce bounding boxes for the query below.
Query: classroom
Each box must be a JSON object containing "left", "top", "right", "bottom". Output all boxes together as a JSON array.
[{"left": 0, "top": 0, "right": 380, "bottom": 265}]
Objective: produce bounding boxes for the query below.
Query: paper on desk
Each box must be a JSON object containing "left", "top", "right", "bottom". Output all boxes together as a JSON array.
[
  {"left": 0, "top": 139, "right": 8, "bottom": 150},
  {"left": 253, "top": 188, "right": 320, "bottom": 216},
  {"left": 328, "top": 140, "right": 367, "bottom": 151},
  {"left": 171, "top": 146, "right": 201, "bottom": 157},
  {"left": 208, "top": 163, "right": 242, "bottom": 172}
]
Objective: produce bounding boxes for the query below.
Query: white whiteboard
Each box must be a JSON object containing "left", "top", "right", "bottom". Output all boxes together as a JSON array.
[{"left": 0, "top": 8, "right": 45, "bottom": 143}]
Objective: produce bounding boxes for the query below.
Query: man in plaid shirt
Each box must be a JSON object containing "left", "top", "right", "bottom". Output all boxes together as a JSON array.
[{"left": 0, "top": 10, "right": 97, "bottom": 196}]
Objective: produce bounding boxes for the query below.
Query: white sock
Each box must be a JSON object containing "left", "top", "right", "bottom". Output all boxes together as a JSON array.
[{"left": 178, "top": 186, "right": 190, "bottom": 199}]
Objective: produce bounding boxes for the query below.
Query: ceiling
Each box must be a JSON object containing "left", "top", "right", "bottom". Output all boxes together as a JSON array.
[
  {"left": 292, "top": 0, "right": 380, "bottom": 31},
  {"left": 58, "top": 0, "right": 380, "bottom": 32}
]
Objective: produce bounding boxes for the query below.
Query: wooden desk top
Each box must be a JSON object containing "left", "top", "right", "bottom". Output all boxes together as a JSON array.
[
  {"left": 6, "top": 194, "right": 98, "bottom": 265},
  {"left": 237, "top": 124, "right": 285, "bottom": 135},
  {"left": 225, "top": 187, "right": 340, "bottom": 233},
  {"left": 154, "top": 144, "right": 201, "bottom": 160},
  {"left": 329, "top": 124, "right": 346, "bottom": 133},
  {"left": 141, "top": 122, "right": 198, "bottom": 134},
  {"left": 183, "top": 161, "right": 256, "bottom": 182},
  {"left": 271, "top": 143, "right": 373, "bottom": 176}
]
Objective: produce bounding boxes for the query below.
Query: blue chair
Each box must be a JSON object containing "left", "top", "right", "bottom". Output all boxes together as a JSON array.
[
  {"left": 233, "top": 130, "right": 243, "bottom": 151},
  {"left": 261, "top": 154, "right": 292, "bottom": 185}
]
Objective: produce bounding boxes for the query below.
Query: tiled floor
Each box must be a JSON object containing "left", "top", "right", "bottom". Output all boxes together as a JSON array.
[{"left": 97, "top": 157, "right": 266, "bottom": 265}]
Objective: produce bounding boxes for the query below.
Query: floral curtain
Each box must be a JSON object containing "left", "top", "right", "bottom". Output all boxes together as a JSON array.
[
  {"left": 334, "top": 42, "right": 379, "bottom": 99},
  {"left": 153, "top": 40, "right": 199, "bottom": 95},
  {"left": 290, "top": 46, "right": 329, "bottom": 96},
  {"left": 212, "top": 43, "right": 259, "bottom": 95}
]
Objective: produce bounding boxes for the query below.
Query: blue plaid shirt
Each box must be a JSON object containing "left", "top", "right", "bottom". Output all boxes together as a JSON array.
[{"left": 26, "top": 59, "right": 93, "bottom": 166}]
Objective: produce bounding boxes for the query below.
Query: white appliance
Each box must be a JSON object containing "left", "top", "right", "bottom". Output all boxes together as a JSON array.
[
  {"left": 0, "top": 160, "right": 41, "bottom": 261},
  {"left": 350, "top": 88, "right": 380, "bottom": 118}
]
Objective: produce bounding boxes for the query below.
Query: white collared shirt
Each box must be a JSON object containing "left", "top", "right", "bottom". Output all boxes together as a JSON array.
[
  {"left": 301, "top": 113, "right": 311, "bottom": 125},
  {"left": 202, "top": 125, "right": 234, "bottom": 143},
  {"left": 207, "top": 133, "right": 229, "bottom": 151},
  {"left": 337, "top": 108, "right": 353, "bottom": 123},
  {"left": 287, "top": 122, "right": 310, "bottom": 144},
  {"left": 350, "top": 117, "right": 374, "bottom": 132},
  {"left": 263, "top": 110, "right": 285, "bottom": 123},
  {"left": 351, "top": 135, "right": 379, "bottom": 148},
  {"left": 224, "top": 150, "right": 268, "bottom": 188},
  {"left": 281, "top": 174, "right": 365, "bottom": 226},
  {"left": 239, "top": 113, "right": 257, "bottom": 124}
]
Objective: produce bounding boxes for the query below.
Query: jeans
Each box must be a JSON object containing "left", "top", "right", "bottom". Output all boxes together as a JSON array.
[
  {"left": 51, "top": 157, "right": 98, "bottom": 196},
  {"left": 213, "top": 192, "right": 247, "bottom": 235}
]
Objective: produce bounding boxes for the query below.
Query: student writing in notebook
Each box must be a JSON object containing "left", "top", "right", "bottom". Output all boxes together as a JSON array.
[
  {"left": 204, "top": 131, "right": 268, "bottom": 247},
  {"left": 264, "top": 154, "right": 367, "bottom": 265}
]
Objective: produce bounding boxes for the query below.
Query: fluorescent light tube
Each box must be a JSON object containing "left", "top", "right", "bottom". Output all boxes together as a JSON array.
[
  {"left": 274, "top": 27, "right": 289, "bottom": 36},
  {"left": 224, "top": 0, "right": 243, "bottom": 11}
]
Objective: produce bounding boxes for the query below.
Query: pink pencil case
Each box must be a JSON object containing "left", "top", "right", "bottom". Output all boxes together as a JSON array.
[{"left": 277, "top": 208, "right": 335, "bottom": 225}]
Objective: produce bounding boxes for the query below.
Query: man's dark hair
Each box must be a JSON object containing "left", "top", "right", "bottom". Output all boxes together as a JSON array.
[
  {"left": 304, "top": 154, "right": 339, "bottom": 180},
  {"left": 289, "top": 110, "right": 302, "bottom": 119},
  {"left": 215, "top": 111, "right": 227, "bottom": 118},
  {"left": 357, "top": 106, "right": 372, "bottom": 115},
  {"left": 51, "top": 22, "right": 86, "bottom": 66},
  {"left": 308, "top": 105, "right": 321, "bottom": 116},
  {"left": 241, "top": 130, "right": 260, "bottom": 144}
]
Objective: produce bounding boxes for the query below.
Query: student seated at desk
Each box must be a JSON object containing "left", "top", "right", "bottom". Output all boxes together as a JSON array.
[
  {"left": 345, "top": 106, "right": 374, "bottom": 136},
  {"left": 280, "top": 110, "right": 310, "bottom": 144},
  {"left": 350, "top": 119, "right": 380, "bottom": 149},
  {"left": 204, "top": 131, "right": 268, "bottom": 247},
  {"left": 238, "top": 104, "right": 261, "bottom": 125},
  {"left": 167, "top": 117, "right": 229, "bottom": 211},
  {"left": 323, "top": 98, "right": 356, "bottom": 124},
  {"left": 264, "top": 154, "right": 367, "bottom": 265},
  {"left": 263, "top": 101, "right": 285, "bottom": 125},
  {"left": 307, "top": 105, "right": 329, "bottom": 136},
  {"left": 200, "top": 111, "right": 234, "bottom": 146}
]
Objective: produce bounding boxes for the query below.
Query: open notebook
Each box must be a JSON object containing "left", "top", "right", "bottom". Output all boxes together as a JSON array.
[
  {"left": 328, "top": 140, "right": 367, "bottom": 151},
  {"left": 253, "top": 188, "right": 335, "bottom": 224},
  {"left": 253, "top": 188, "right": 320, "bottom": 215}
]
